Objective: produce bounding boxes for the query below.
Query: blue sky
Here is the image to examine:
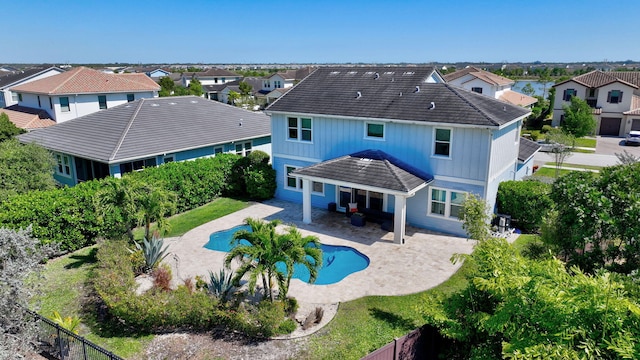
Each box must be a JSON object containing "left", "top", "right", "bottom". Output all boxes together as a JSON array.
[{"left": 4, "top": 0, "right": 639, "bottom": 64}]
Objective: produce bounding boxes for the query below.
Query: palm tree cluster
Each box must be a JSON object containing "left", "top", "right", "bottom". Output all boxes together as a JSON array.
[{"left": 224, "top": 218, "right": 322, "bottom": 302}]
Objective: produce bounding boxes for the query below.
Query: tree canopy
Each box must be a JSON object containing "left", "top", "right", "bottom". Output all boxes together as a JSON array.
[
  {"left": 0, "top": 112, "right": 25, "bottom": 142},
  {"left": 0, "top": 139, "right": 56, "bottom": 200},
  {"left": 562, "top": 96, "right": 596, "bottom": 138},
  {"left": 238, "top": 81, "right": 252, "bottom": 96},
  {"left": 188, "top": 77, "right": 203, "bottom": 96}
]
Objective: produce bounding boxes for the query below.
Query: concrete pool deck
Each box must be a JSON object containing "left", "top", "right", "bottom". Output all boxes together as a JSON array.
[{"left": 164, "top": 199, "right": 478, "bottom": 306}]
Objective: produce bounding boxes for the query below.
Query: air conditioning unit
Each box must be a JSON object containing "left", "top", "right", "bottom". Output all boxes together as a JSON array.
[{"left": 495, "top": 214, "right": 511, "bottom": 233}]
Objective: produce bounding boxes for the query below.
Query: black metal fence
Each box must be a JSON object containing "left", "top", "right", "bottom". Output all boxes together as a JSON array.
[{"left": 29, "top": 310, "right": 123, "bottom": 360}]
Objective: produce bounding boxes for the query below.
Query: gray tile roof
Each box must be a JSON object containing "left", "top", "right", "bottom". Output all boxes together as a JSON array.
[
  {"left": 0, "top": 66, "right": 63, "bottom": 89},
  {"left": 18, "top": 96, "right": 270, "bottom": 163},
  {"left": 518, "top": 137, "right": 541, "bottom": 162},
  {"left": 267, "top": 67, "right": 529, "bottom": 127},
  {"left": 293, "top": 149, "right": 433, "bottom": 193}
]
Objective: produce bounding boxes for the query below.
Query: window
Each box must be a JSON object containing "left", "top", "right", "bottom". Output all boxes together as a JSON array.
[
  {"left": 221, "top": 78, "right": 226, "bottom": 82},
  {"left": 471, "top": 87, "right": 483, "bottom": 94},
  {"left": 214, "top": 77, "right": 219, "bottom": 83},
  {"left": 235, "top": 142, "right": 252, "bottom": 156},
  {"left": 98, "top": 95, "right": 107, "bottom": 109},
  {"left": 366, "top": 122, "right": 385, "bottom": 139},
  {"left": 563, "top": 89, "right": 576, "bottom": 101},
  {"left": 312, "top": 181, "right": 324, "bottom": 194},
  {"left": 433, "top": 128, "right": 451, "bottom": 157},
  {"left": 11, "top": 92, "right": 18, "bottom": 102},
  {"left": 127, "top": 94, "right": 135, "bottom": 102},
  {"left": 163, "top": 155, "right": 174, "bottom": 163},
  {"left": 55, "top": 153, "right": 71, "bottom": 177},
  {"left": 588, "top": 88, "right": 596, "bottom": 97},
  {"left": 429, "top": 188, "right": 465, "bottom": 219},
  {"left": 265, "top": 80, "right": 271, "bottom": 88},
  {"left": 607, "top": 90, "right": 623, "bottom": 104},
  {"left": 37, "top": 96, "right": 41, "bottom": 107},
  {"left": 285, "top": 165, "right": 302, "bottom": 190},
  {"left": 60, "top": 97, "right": 70, "bottom": 112},
  {"left": 214, "top": 146, "right": 223, "bottom": 155},
  {"left": 119, "top": 157, "right": 157, "bottom": 175},
  {"left": 287, "top": 117, "right": 312, "bottom": 142},
  {"left": 274, "top": 80, "right": 282, "bottom": 88},
  {"left": 18, "top": 93, "right": 22, "bottom": 102},
  {"left": 49, "top": 97, "right": 53, "bottom": 109}
]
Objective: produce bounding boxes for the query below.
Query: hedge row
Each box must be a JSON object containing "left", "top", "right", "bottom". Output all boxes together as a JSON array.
[
  {"left": 496, "top": 179, "right": 553, "bottom": 233},
  {"left": 0, "top": 153, "right": 275, "bottom": 251},
  {"left": 93, "top": 239, "right": 295, "bottom": 336}
]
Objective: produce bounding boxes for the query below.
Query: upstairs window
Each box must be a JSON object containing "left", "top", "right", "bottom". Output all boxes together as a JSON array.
[
  {"left": 471, "top": 87, "right": 483, "bottom": 94},
  {"left": 37, "top": 96, "right": 41, "bottom": 107},
  {"left": 563, "top": 89, "right": 577, "bottom": 101},
  {"left": 366, "top": 122, "right": 385, "bottom": 139},
  {"left": 11, "top": 92, "right": 19, "bottom": 102},
  {"left": 433, "top": 128, "right": 451, "bottom": 157},
  {"left": 607, "top": 90, "right": 623, "bottom": 104},
  {"left": 98, "top": 95, "right": 107, "bottom": 109},
  {"left": 287, "top": 117, "right": 312, "bottom": 142},
  {"left": 127, "top": 94, "right": 135, "bottom": 102},
  {"left": 60, "top": 97, "right": 70, "bottom": 112},
  {"left": 274, "top": 80, "right": 282, "bottom": 88},
  {"left": 18, "top": 93, "right": 22, "bottom": 102},
  {"left": 49, "top": 97, "right": 53, "bottom": 109}
]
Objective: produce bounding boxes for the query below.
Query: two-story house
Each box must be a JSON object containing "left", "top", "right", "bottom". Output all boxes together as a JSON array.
[
  {"left": 258, "top": 67, "right": 315, "bottom": 105},
  {"left": 0, "top": 65, "right": 64, "bottom": 108},
  {"left": 18, "top": 96, "right": 271, "bottom": 186},
  {"left": 9, "top": 67, "right": 160, "bottom": 123},
  {"left": 266, "top": 67, "right": 532, "bottom": 243},
  {"left": 181, "top": 68, "right": 242, "bottom": 87},
  {"left": 552, "top": 70, "right": 640, "bottom": 136},
  {"left": 444, "top": 66, "right": 537, "bottom": 108}
]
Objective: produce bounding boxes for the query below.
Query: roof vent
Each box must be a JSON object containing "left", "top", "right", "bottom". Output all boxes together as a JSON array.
[
  {"left": 428, "top": 102, "right": 435, "bottom": 110},
  {"left": 190, "top": 100, "right": 198, "bottom": 103},
  {"left": 168, "top": 102, "right": 176, "bottom": 105},
  {"left": 356, "top": 91, "right": 362, "bottom": 99},
  {"left": 415, "top": 86, "right": 420, "bottom": 93},
  {"left": 503, "top": 106, "right": 507, "bottom": 111},
  {"left": 239, "top": 119, "right": 243, "bottom": 127},
  {"left": 150, "top": 103, "right": 159, "bottom": 107},
  {"left": 374, "top": 72, "right": 379, "bottom": 79},
  {"left": 399, "top": 92, "right": 402, "bottom": 97}
]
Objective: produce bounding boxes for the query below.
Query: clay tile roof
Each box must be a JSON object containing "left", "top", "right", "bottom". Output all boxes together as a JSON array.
[
  {"left": 499, "top": 90, "right": 538, "bottom": 107},
  {"left": 555, "top": 70, "right": 640, "bottom": 89},
  {"left": 444, "top": 66, "right": 514, "bottom": 86},
  {"left": 623, "top": 95, "right": 640, "bottom": 115},
  {"left": 10, "top": 66, "right": 160, "bottom": 95},
  {"left": 2, "top": 105, "right": 55, "bottom": 130}
]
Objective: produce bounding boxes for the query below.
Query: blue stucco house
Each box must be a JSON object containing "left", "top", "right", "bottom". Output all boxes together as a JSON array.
[
  {"left": 18, "top": 96, "right": 271, "bottom": 186},
  {"left": 266, "top": 67, "right": 537, "bottom": 243}
]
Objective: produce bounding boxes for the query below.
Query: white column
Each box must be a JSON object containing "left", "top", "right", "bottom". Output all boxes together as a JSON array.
[
  {"left": 302, "top": 178, "right": 312, "bottom": 224},
  {"left": 393, "top": 195, "right": 407, "bottom": 245}
]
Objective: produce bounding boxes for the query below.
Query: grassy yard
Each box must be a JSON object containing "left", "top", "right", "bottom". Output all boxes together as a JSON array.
[
  {"left": 132, "top": 197, "right": 247, "bottom": 240},
  {"left": 573, "top": 137, "right": 597, "bottom": 148},
  {"left": 533, "top": 167, "right": 572, "bottom": 178},
  {"left": 305, "top": 235, "right": 534, "bottom": 359},
  {"left": 545, "top": 162, "right": 602, "bottom": 171},
  {"left": 31, "top": 197, "right": 247, "bottom": 358}
]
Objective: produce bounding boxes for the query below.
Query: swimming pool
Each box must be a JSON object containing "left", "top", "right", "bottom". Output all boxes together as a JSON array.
[{"left": 204, "top": 224, "right": 369, "bottom": 285}]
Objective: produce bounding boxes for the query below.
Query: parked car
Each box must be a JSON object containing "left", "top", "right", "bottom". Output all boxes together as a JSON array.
[
  {"left": 536, "top": 140, "right": 562, "bottom": 152},
  {"left": 626, "top": 131, "right": 640, "bottom": 146}
]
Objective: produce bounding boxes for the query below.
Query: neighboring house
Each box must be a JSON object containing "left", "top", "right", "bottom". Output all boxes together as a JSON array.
[
  {"left": 10, "top": 67, "right": 160, "bottom": 123},
  {"left": 257, "top": 67, "right": 316, "bottom": 104},
  {"left": 517, "top": 137, "right": 540, "bottom": 179},
  {"left": 123, "top": 66, "right": 171, "bottom": 78},
  {"left": 18, "top": 96, "right": 271, "bottom": 186},
  {"left": 444, "top": 66, "right": 537, "bottom": 107},
  {"left": 0, "top": 65, "right": 65, "bottom": 108},
  {"left": 552, "top": 70, "right": 640, "bottom": 136},
  {"left": 1, "top": 105, "right": 55, "bottom": 130},
  {"left": 266, "top": 67, "right": 533, "bottom": 242},
  {"left": 181, "top": 68, "right": 242, "bottom": 87}
]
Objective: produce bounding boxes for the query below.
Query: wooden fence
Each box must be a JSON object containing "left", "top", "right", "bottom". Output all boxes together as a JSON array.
[{"left": 360, "top": 325, "right": 442, "bottom": 360}]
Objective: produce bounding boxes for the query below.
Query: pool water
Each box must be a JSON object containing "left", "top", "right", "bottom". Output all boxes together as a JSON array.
[{"left": 204, "top": 224, "right": 369, "bottom": 285}]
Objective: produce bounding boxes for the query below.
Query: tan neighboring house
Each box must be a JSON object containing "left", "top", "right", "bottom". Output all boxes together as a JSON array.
[
  {"left": 444, "top": 66, "right": 537, "bottom": 107},
  {"left": 552, "top": 70, "right": 640, "bottom": 136},
  {"left": 10, "top": 67, "right": 160, "bottom": 123},
  {"left": 1, "top": 105, "right": 55, "bottom": 130}
]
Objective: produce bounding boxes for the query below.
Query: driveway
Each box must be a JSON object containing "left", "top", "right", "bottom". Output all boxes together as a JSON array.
[
  {"left": 596, "top": 136, "right": 640, "bottom": 156},
  {"left": 534, "top": 136, "right": 640, "bottom": 168}
]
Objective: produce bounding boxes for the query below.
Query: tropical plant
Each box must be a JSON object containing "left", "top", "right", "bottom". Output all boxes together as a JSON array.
[
  {"left": 50, "top": 311, "right": 81, "bottom": 334},
  {"left": 207, "top": 268, "right": 234, "bottom": 302},
  {"left": 94, "top": 177, "right": 143, "bottom": 240},
  {"left": 133, "top": 234, "right": 170, "bottom": 273},
  {"left": 135, "top": 181, "right": 177, "bottom": 240},
  {"left": 0, "top": 139, "right": 55, "bottom": 200},
  {"left": 458, "top": 193, "right": 492, "bottom": 241},
  {"left": 562, "top": 96, "right": 597, "bottom": 138},
  {"left": 224, "top": 218, "right": 322, "bottom": 302}
]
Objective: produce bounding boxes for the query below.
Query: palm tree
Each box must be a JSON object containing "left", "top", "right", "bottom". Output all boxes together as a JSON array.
[
  {"left": 224, "top": 218, "right": 323, "bottom": 302},
  {"left": 94, "top": 177, "right": 141, "bottom": 239},
  {"left": 136, "top": 182, "right": 177, "bottom": 240},
  {"left": 278, "top": 227, "right": 322, "bottom": 299}
]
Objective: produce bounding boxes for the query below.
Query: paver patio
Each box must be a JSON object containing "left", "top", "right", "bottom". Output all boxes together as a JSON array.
[{"left": 164, "top": 199, "right": 477, "bottom": 305}]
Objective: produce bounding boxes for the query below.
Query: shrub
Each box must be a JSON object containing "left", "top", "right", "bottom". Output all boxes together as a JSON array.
[
  {"left": 541, "top": 124, "right": 553, "bottom": 134},
  {"left": 529, "top": 130, "right": 541, "bottom": 141},
  {"left": 245, "top": 163, "right": 276, "bottom": 200},
  {"left": 152, "top": 264, "right": 172, "bottom": 291},
  {"left": 247, "top": 150, "right": 270, "bottom": 165},
  {"left": 248, "top": 301, "right": 288, "bottom": 338},
  {"left": 496, "top": 180, "right": 552, "bottom": 233}
]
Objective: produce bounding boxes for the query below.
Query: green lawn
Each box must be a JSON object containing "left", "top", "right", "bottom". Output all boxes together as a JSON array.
[
  {"left": 573, "top": 137, "right": 597, "bottom": 148},
  {"left": 545, "top": 162, "right": 602, "bottom": 171},
  {"left": 132, "top": 197, "right": 247, "bottom": 240},
  {"left": 533, "top": 167, "right": 572, "bottom": 178},
  {"left": 32, "top": 197, "right": 247, "bottom": 358}
]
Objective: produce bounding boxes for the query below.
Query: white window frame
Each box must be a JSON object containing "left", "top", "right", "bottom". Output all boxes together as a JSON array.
[
  {"left": 427, "top": 187, "right": 466, "bottom": 220},
  {"left": 287, "top": 117, "right": 313, "bottom": 143},
  {"left": 11, "top": 92, "right": 18, "bottom": 102},
  {"left": 365, "top": 122, "right": 385, "bottom": 140},
  {"left": 311, "top": 181, "right": 324, "bottom": 195},
  {"left": 60, "top": 96, "right": 70, "bottom": 112},
  {"left": 163, "top": 154, "right": 175, "bottom": 163},
  {"left": 284, "top": 165, "right": 302, "bottom": 191},
  {"left": 471, "top": 87, "right": 483, "bottom": 94},
  {"left": 55, "top": 153, "right": 72, "bottom": 178},
  {"left": 432, "top": 127, "right": 452, "bottom": 159},
  {"left": 235, "top": 141, "right": 252, "bottom": 156},
  {"left": 214, "top": 146, "right": 224, "bottom": 155}
]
